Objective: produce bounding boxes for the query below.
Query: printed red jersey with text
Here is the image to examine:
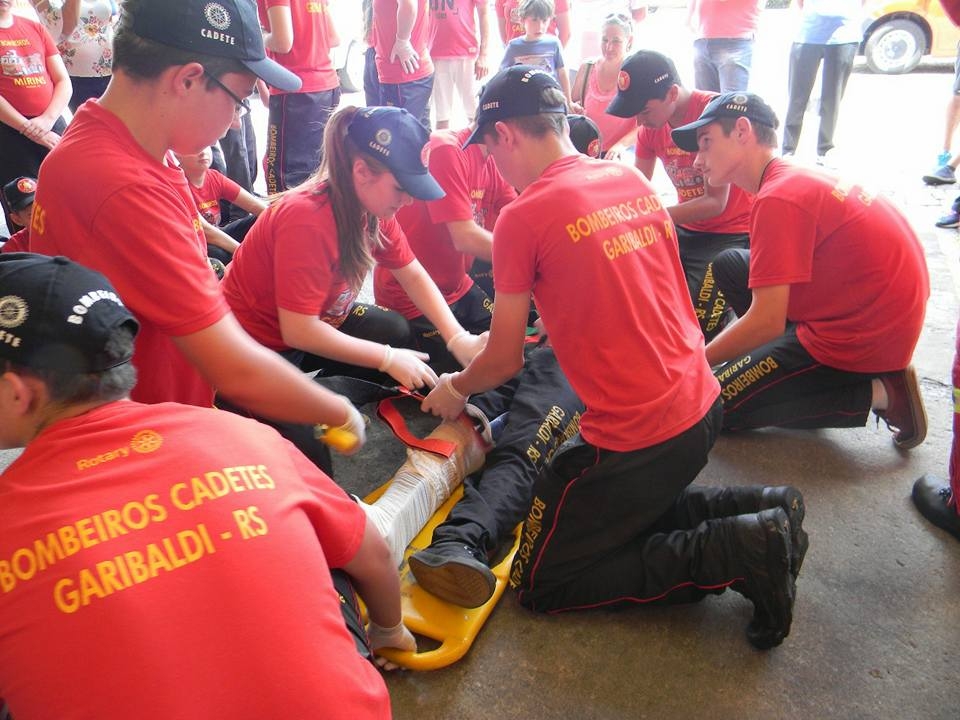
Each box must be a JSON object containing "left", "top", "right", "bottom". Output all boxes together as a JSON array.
[
  {"left": 430, "top": 0, "right": 482, "bottom": 58},
  {"left": 189, "top": 169, "right": 242, "bottom": 226},
  {"left": 257, "top": 0, "right": 340, "bottom": 93},
  {"left": 635, "top": 90, "right": 752, "bottom": 234},
  {"left": 749, "top": 159, "right": 929, "bottom": 372},
  {"left": 222, "top": 187, "right": 415, "bottom": 350},
  {"left": 0, "top": 400, "right": 390, "bottom": 720},
  {"left": 31, "top": 101, "right": 229, "bottom": 408},
  {"left": 0, "top": 15, "right": 58, "bottom": 117},
  {"left": 494, "top": 154, "right": 720, "bottom": 451}
]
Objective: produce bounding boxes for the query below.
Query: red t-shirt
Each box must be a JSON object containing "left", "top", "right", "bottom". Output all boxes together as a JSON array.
[
  {"left": 189, "top": 169, "right": 242, "bottom": 226},
  {"left": 1, "top": 227, "right": 29, "bottom": 253},
  {"left": 750, "top": 160, "right": 929, "bottom": 373},
  {"left": 373, "top": 0, "right": 435, "bottom": 83},
  {"left": 222, "top": 187, "right": 416, "bottom": 350},
  {"left": 635, "top": 90, "right": 752, "bottom": 234},
  {"left": 31, "top": 101, "right": 230, "bottom": 408},
  {"left": 494, "top": 154, "right": 720, "bottom": 451},
  {"left": 257, "top": 0, "right": 340, "bottom": 93},
  {"left": 0, "top": 15, "right": 58, "bottom": 117},
  {"left": 430, "top": 0, "right": 481, "bottom": 58},
  {"left": 691, "top": 0, "right": 762, "bottom": 39},
  {"left": 496, "top": 0, "right": 569, "bottom": 43},
  {"left": 374, "top": 127, "right": 517, "bottom": 318},
  {"left": 0, "top": 400, "right": 390, "bottom": 720}
]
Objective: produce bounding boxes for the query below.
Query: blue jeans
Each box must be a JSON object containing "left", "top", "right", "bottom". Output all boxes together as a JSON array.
[
  {"left": 693, "top": 37, "right": 754, "bottom": 93},
  {"left": 379, "top": 74, "right": 434, "bottom": 129},
  {"left": 265, "top": 87, "right": 341, "bottom": 193},
  {"left": 364, "top": 46, "right": 381, "bottom": 106}
]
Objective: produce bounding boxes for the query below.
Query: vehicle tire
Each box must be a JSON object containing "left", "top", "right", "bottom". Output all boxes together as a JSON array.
[
  {"left": 337, "top": 39, "right": 365, "bottom": 94},
  {"left": 864, "top": 18, "right": 926, "bottom": 74}
]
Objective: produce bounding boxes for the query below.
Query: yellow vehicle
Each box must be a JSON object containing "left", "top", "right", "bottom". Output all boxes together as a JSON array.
[{"left": 862, "top": 0, "right": 960, "bottom": 73}]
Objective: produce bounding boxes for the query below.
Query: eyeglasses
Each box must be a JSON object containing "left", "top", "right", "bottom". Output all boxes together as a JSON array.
[
  {"left": 603, "top": 12, "right": 633, "bottom": 30},
  {"left": 203, "top": 70, "right": 252, "bottom": 118}
]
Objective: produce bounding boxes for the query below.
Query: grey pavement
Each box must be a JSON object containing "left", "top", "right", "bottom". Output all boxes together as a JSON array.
[{"left": 2, "top": 10, "right": 959, "bottom": 718}]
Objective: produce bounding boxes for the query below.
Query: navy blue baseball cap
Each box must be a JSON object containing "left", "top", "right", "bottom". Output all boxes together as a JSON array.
[
  {"left": 671, "top": 92, "right": 780, "bottom": 152},
  {"left": 464, "top": 65, "right": 567, "bottom": 147},
  {"left": 0, "top": 254, "right": 139, "bottom": 373},
  {"left": 606, "top": 50, "right": 679, "bottom": 118},
  {"left": 131, "top": 0, "right": 301, "bottom": 92},
  {"left": 347, "top": 107, "right": 445, "bottom": 201}
]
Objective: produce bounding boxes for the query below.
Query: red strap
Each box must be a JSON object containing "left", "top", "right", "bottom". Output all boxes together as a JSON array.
[{"left": 376, "top": 396, "right": 458, "bottom": 458}]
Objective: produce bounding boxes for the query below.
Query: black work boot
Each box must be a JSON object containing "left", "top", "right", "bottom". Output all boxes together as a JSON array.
[
  {"left": 680, "top": 485, "right": 808, "bottom": 579},
  {"left": 409, "top": 542, "right": 497, "bottom": 608},
  {"left": 731, "top": 507, "right": 796, "bottom": 650}
]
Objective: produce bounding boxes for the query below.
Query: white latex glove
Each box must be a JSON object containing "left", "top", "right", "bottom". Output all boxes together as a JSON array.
[
  {"left": 446, "top": 330, "right": 488, "bottom": 368},
  {"left": 314, "top": 394, "right": 367, "bottom": 455},
  {"left": 390, "top": 36, "right": 419, "bottom": 74},
  {"left": 367, "top": 620, "right": 417, "bottom": 671},
  {"left": 420, "top": 372, "right": 468, "bottom": 421},
  {"left": 379, "top": 345, "right": 438, "bottom": 390}
]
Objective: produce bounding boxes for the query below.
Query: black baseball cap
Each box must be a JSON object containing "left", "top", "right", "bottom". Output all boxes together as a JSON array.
[
  {"left": 567, "top": 114, "right": 601, "bottom": 157},
  {"left": 671, "top": 92, "right": 780, "bottom": 152},
  {"left": 0, "top": 254, "right": 139, "bottom": 373},
  {"left": 131, "top": 0, "right": 301, "bottom": 92},
  {"left": 2, "top": 177, "right": 36, "bottom": 211},
  {"left": 463, "top": 65, "right": 567, "bottom": 147},
  {"left": 347, "top": 107, "right": 445, "bottom": 201},
  {"left": 606, "top": 50, "right": 679, "bottom": 118}
]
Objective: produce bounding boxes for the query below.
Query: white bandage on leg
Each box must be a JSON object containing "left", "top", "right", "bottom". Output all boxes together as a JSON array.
[{"left": 364, "top": 415, "right": 490, "bottom": 567}]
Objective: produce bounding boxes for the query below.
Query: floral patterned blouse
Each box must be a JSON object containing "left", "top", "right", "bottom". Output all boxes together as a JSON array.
[{"left": 33, "top": 0, "right": 118, "bottom": 78}]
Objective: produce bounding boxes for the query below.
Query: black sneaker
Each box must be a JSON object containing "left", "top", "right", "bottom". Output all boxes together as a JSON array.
[
  {"left": 760, "top": 486, "right": 809, "bottom": 579},
  {"left": 409, "top": 542, "right": 497, "bottom": 608},
  {"left": 735, "top": 508, "right": 796, "bottom": 650},
  {"left": 912, "top": 475, "right": 960, "bottom": 541}
]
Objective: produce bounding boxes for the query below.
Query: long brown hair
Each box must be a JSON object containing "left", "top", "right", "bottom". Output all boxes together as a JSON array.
[{"left": 287, "top": 106, "right": 389, "bottom": 292}]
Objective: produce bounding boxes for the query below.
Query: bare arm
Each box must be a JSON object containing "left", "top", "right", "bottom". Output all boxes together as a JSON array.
[
  {"left": 200, "top": 217, "right": 240, "bottom": 254},
  {"left": 446, "top": 220, "right": 493, "bottom": 262},
  {"left": 555, "top": 10, "right": 571, "bottom": 47},
  {"left": 61, "top": 0, "right": 81, "bottom": 39},
  {"left": 634, "top": 155, "right": 657, "bottom": 180},
  {"left": 278, "top": 307, "right": 391, "bottom": 369},
  {"left": 171, "top": 313, "right": 356, "bottom": 426},
  {"left": 475, "top": 0, "right": 491, "bottom": 80},
  {"left": 391, "top": 260, "right": 466, "bottom": 342},
  {"left": 232, "top": 188, "right": 268, "bottom": 216},
  {"left": 343, "top": 519, "right": 404, "bottom": 627},
  {"left": 396, "top": 0, "right": 417, "bottom": 38},
  {"left": 666, "top": 179, "right": 731, "bottom": 227},
  {"left": 263, "top": 6, "right": 294, "bottom": 54},
  {"left": 705, "top": 284, "right": 790, "bottom": 366},
  {"left": 37, "top": 53, "right": 71, "bottom": 128},
  {"left": 496, "top": 12, "right": 509, "bottom": 44}
]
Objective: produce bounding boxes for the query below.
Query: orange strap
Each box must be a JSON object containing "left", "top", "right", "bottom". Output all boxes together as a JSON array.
[{"left": 376, "top": 394, "right": 458, "bottom": 458}]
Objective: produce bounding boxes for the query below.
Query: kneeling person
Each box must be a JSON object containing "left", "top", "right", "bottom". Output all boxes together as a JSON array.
[
  {"left": 672, "top": 93, "right": 930, "bottom": 448},
  {"left": 422, "top": 66, "right": 807, "bottom": 649}
]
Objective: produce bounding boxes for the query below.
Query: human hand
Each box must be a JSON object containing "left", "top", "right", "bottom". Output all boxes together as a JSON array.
[
  {"left": 379, "top": 345, "right": 438, "bottom": 390},
  {"left": 314, "top": 394, "right": 367, "bottom": 455},
  {"left": 474, "top": 53, "right": 489, "bottom": 80},
  {"left": 36, "top": 129, "right": 61, "bottom": 150},
  {"left": 446, "top": 330, "right": 487, "bottom": 368},
  {"left": 568, "top": 101, "right": 585, "bottom": 115},
  {"left": 532, "top": 317, "right": 551, "bottom": 346},
  {"left": 390, "top": 36, "right": 419, "bottom": 74},
  {"left": 367, "top": 620, "right": 417, "bottom": 671},
  {"left": 421, "top": 372, "right": 467, "bottom": 421},
  {"left": 22, "top": 114, "right": 55, "bottom": 139}
]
